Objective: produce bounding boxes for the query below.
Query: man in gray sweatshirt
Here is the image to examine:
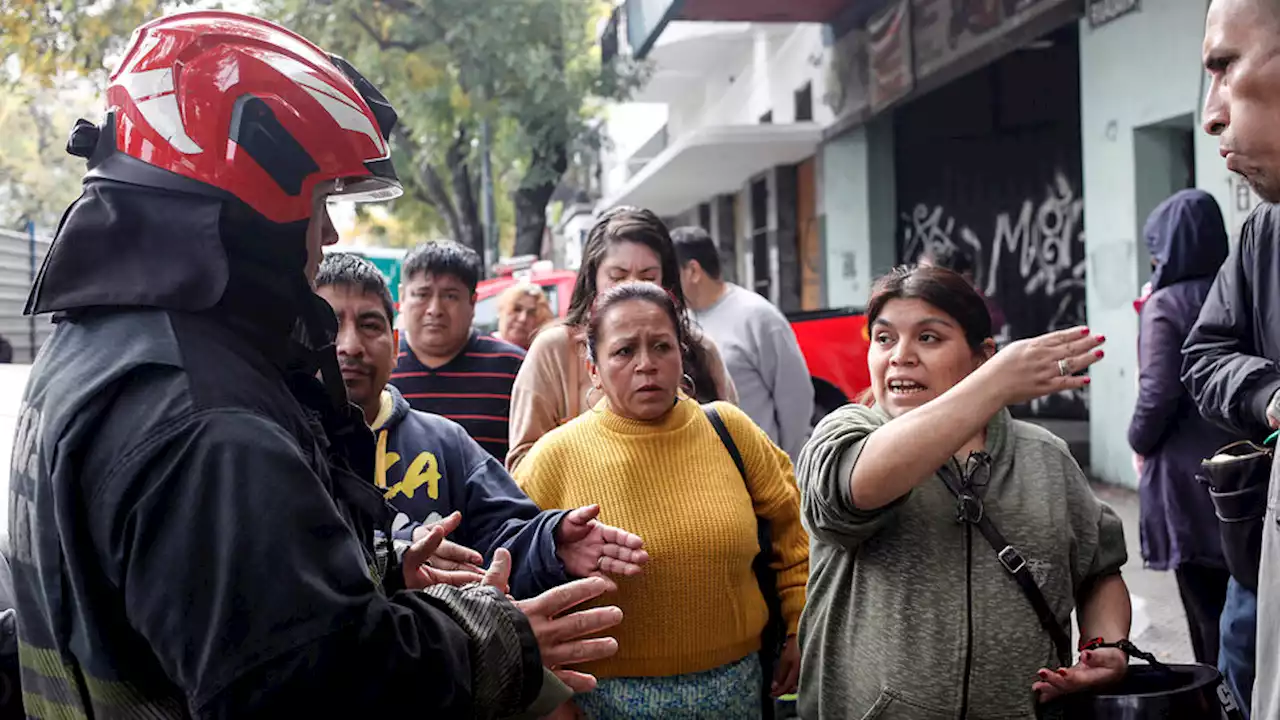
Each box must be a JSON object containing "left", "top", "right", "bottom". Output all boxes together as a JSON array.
[{"left": 673, "top": 226, "right": 814, "bottom": 460}]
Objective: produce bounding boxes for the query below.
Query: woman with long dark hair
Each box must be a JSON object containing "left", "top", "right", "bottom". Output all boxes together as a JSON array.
[{"left": 506, "top": 206, "right": 737, "bottom": 470}]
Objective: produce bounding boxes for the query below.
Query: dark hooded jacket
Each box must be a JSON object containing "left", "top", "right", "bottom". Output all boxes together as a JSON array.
[
  {"left": 1128, "top": 189, "right": 1232, "bottom": 570},
  {"left": 375, "top": 384, "right": 570, "bottom": 599},
  {"left": 7, "top": 178, "right": 548, "bottom": 719}
]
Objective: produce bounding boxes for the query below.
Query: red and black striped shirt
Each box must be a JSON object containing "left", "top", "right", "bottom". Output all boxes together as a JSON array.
[{"left": 390, "top": 332, "right": 525, "bottom": 460}]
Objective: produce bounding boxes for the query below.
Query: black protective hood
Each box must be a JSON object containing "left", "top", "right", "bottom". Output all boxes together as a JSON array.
[
  {"left": 27, "top": 177, "right": 348, "bottom": 409},
  {"left": 28, "top": 179, "right": 229, "bottom": 314}
]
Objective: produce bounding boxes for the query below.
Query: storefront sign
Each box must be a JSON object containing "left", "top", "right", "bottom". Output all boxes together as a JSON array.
[
  {"left": 822, "top": 28, "right": 870, "bottom": 119},
  {"left": 868, "top": 0, "right": 914, "bottom": 112},
  {"left": 1087, "top": 0, "right": 1140, "bottom": 28},
  {"left": 911, "top": 0, "right": 1067, "bottom": 80}
]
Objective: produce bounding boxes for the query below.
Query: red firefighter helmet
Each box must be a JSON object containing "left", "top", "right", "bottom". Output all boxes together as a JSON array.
[{"left": 71, "top": 11, "right": 401, "bottom": 224}]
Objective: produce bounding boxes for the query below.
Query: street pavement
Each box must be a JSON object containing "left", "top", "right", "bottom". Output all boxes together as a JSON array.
[{"left": 1091, "top": 482, "right": 1195, "bottom": 665}]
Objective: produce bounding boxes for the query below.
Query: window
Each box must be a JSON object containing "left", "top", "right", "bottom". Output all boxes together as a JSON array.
[
  {"left": 795, "top": 82, "right": 814, "bottom": 122},
  {"left": 473, "top": 295, "right": 500, "bottom": 334}
]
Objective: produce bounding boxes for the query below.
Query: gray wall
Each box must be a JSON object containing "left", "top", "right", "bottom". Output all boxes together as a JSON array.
[
  {"left": 1080, "top": 2, "right": 1257, "bottom": 487},
  {"left": 821, "top": 116, "right": 897, "bottom": 309},
  {"left": 0, "top": 229, "right": 51, "bottom": 364}
]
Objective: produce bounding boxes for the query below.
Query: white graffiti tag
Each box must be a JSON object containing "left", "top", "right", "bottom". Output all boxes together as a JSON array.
[
  {"left": 986, "top": 171, "right": 1086, "bottom": 303},
  {"left": 900, "top": 205, "right": 984, "bottom": 286},
  {"left": 898, "top": 170, "right": 1088, "bottom": 416}
]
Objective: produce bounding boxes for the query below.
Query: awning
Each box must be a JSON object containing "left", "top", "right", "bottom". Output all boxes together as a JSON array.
[
  {"left": 599, "top": 123, "right": 822, "bottom": 216},
  {"left": 618, "top": 0, "right": 852, "bottom": 59}
]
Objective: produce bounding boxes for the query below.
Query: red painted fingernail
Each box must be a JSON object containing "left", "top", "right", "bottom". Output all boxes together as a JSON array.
[
  {"left": 1057, "top": 668, "right": 1069, "bottom": 676},
  {"left": 1081, "top": 651, "right": 1092, "bottom": 663},
  {"left": 1083, "top": 377, "right": 1091, "bottom": 385},
  {"left": 1095, "top": 350, "right": 1105, "bottom": 358},
  {"left": 1038, "top": 670, "right": 1050, "bottom": 679},
  {"left": 1096, "top": 334, "right": 1106, "bottom": 342},
  {"left": 1081, "top": 328, "right": 1090, "bottom": 335}
]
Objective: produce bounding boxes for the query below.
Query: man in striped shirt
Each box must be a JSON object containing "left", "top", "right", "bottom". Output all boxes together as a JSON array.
[{"left": 392, "top": 241, "right": 525, "bottom": 459}]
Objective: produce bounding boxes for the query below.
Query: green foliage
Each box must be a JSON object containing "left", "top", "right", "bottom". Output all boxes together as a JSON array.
[
  {"left": 0, "top": 0, "right": 165, "bottom": 80},
  {"left": 0, "top": 76, "right": 99, "bottom": 230},
  {"left": 0, "top": 0, "right": 647, "bottom": 250},
  {"left": 261, "top": 0, "right": 646, "bottom": 251},
  {"left": 0, "top": 0, "right": 248, "bottom": 228}
]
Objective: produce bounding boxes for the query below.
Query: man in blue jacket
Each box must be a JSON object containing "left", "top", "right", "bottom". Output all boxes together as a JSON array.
[{"left": 316, "top": 253, "right": 649, "bottom": 600}]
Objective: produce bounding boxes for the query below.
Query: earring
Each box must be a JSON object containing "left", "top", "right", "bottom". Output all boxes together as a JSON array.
[{"left": 681, "top": 373, "right": 698, "bottom": 400}]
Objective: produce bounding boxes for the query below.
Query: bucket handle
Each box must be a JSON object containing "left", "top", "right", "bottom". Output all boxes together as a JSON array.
[{"left": 1079, "top": 637, "right": 1173, "bottom": 674}]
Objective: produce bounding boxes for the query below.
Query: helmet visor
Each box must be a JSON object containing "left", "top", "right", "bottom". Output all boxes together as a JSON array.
[{"left": 331, "top": 174, "right": 402, "bottom": 204}]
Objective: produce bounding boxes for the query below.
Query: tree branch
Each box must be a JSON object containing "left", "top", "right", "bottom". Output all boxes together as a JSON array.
[
  {"left": 445, "top": 124, "right": 484, "bottom": 256},
  {"left": 410, "top": 185, "right": 437, "bottom": 209},
  {"left": 423, "top": 162, "right": 464, "bottom": 244},
  {"left": 372, "top": 0, "right": 451, "bottom": 47},
  {"left": 348, "top": 10, "right": 424, "bottom": 53},
  {"left": 394, "top": 125, "right": 464, "bottom": 242}
]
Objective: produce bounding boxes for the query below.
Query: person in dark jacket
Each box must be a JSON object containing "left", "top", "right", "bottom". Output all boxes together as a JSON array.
[
  {"left": 1190, "top": 1, "right": 1280, "bottom": 713},
  {"left": 1128, "top": 189, "right": 1233, "bottom": 665},
  {"left": 6, "top": 12, "right": 622, "bottom": 718},
  {"left": 315, "top": 253, "right": 650, "bottom": 601}
]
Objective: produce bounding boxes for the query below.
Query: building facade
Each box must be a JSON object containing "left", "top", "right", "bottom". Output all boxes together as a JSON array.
[
  {"left": 600, "top": 0, "right": 1262, "bottom": 488},
  {"left": 598, "top": 18, "right": 836, "bottom": 312}
]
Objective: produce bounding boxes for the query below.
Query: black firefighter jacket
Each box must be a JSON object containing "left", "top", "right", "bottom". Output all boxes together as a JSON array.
[{"left": 8, "top": 307, "right": 545, "bottom": 719}]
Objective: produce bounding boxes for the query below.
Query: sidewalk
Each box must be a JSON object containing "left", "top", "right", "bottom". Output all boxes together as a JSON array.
[{"left": 1090, "top": 482, "right": 1195, "bottom": 664}]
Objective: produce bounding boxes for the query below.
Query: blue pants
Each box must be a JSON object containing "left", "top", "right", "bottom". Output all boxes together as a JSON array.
[{"left": 1219, "top": 577, "right": 1257, "bottom": 719}]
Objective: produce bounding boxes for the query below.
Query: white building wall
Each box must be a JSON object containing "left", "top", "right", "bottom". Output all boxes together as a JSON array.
[
  {"left": 601, "top": 22, "right": 830, "bottom": 210},
  {"left": 1080, "top": 4, "right": 1263, "bottom": 487},
  {"left": 599, "top": 103, "right": 668, "bottom": 201},
  {"left": 765, "top": 25, "right": 836, "bottom": 127}
]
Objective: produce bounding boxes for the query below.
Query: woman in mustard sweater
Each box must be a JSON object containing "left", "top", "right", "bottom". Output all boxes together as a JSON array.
[{"left": 514, "top": 282, "right": 808, "bottom": 719}]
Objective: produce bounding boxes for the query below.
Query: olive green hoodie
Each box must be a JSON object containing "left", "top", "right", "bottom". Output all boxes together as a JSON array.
[{"left": 795, "top": 404, "right": 1127, "bottom": 720}]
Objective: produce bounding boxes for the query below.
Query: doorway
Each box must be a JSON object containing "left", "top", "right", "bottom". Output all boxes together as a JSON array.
[
  {"left": 750, "top": 177, "right": 771, "bottom": 299},
  {"left": 1133, "top": 115, "right": 1197, "bottom": 284}
]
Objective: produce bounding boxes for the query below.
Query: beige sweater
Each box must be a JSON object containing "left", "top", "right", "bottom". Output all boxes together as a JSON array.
[{"left": 505, "top": 323, "right": 738, "bottom": 471}]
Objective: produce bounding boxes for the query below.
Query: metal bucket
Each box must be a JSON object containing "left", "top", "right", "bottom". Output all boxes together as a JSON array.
[{"left": 1038, "top": 663, "right": 1245, "bottom": 720}]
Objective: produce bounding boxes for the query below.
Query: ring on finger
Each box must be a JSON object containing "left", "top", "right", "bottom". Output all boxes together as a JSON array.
[{"left": 1057, "top": 358, "right": 1071, "bottom": 377}]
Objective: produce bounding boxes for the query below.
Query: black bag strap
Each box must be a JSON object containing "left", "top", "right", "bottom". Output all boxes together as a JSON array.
[
  {"left": 702, "top": 406, "right": 771, "bottom": 562},
  {"left": 704, "top": 405, "right": 748, "bottom": 480},
  {"left": 937, "top": 465, "right": 1074, "bottom": 668},
  {"left": 703, "top": 405, "right": 783, "bottom": 720}
]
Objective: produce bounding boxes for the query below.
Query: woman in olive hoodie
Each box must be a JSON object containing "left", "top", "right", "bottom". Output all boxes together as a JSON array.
[{"left": 796, "top": 266, "right": 1131, "bottom": 719}]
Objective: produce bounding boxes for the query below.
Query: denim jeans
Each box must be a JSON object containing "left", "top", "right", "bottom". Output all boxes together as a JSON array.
[{"left": 1218, "top": 577, "right": 1257, "bottom": 719}]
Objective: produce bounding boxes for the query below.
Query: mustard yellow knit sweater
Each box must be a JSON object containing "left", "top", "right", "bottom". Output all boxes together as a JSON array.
[{"left": 514, "top": 396, "right": 809, "bottom": 679}]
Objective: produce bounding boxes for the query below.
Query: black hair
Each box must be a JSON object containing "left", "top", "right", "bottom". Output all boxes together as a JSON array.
[
  {"left": 868, "top": 265, "right": 992, "bottom": 351},
  {"left": 919, "top": 244, "right": 976, "bottom": 277},
  {"left": 402, "top": 240, "right": 481, "bottom": 294},
  {"left": 567, "top": 207, "right": 684, "bottom": 326},
  {"left": 586, "top": 282, "right": 699, "bottom": 395},
  {"left": 568, "top": 207, "right": 720, "bottom": 402},
  {"left": 315, "top": 252, "right": 396, "bottom": 325},
  {"left": 671, "top": 225, "right": 722, "bottom": 279}
]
